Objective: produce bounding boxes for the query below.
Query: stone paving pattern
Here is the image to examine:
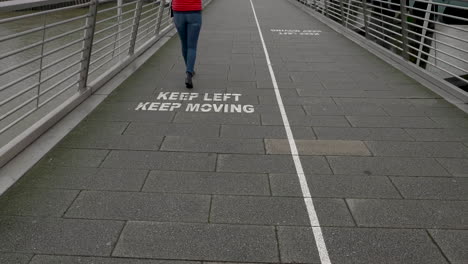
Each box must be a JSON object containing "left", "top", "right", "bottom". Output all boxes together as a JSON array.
[{"left": 0, "top": 0, "right": 467, "bottom": 263}]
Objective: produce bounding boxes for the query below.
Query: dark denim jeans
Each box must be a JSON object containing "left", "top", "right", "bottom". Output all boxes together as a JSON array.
[{"left": 173, "top": 11, "right": 202, "bottom": 74}]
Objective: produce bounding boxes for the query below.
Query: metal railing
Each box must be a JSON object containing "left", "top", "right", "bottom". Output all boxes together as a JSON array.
[
  {"left": 296, "top": 0, "right": 468, "bottom": 98},
  {"left": 0, "top": 0, "right": 177, "bottom": 166}
]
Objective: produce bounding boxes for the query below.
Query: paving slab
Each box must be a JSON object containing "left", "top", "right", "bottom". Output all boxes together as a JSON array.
[
  {"left": 270, "top": 174, "right": 400, "bottom": 199},
  {"left": 366, "top": 141, "right": 468, "bottom": 158},
  {"left": 113, "top": 222, "right": 279, "bottom": 263},
  {"left": 100, "top": 151, "right": 217, "bottom": 171},
  {"left": 161, "top": 136, "right": 265, "bottom": 154},
  {"left": 0, "top": 253, "right": 32, "bottom": 264},
  {"left": 429, "top": 229, "right": 468, "bottom": 264},
  {"left": 142, "top": 171, "right": 270, "bottom": 196},
  {"left": 328, "top": 156, "right": 450, "bottom": 176},
  {"left": 221, "top": 124, "right": 315, "bottom": 139},
  {"left": 217, "top": 154, "right": 332, "bottom": 174},
  {"left": 211, "top": 195, "right": 354, "bottom": 227},
  {"left": 278, "top": 227, "right": 448, "bottom": 264},
  {"left": 436, "top": 158, "right": 468, "bottom": 177},
  {"left": 390, "top": 177, "right": 468, "bottom": 200},
  {"left": 19, "top": 167, "right": 148, "bottom": 191},
  {"left": 0, "top": 188, "right": 78, "bottom": 217},
  {"left": 265, "top": 139, "right": 371, "bottom": 156},
  {"left": 347, "top": 199, "right": 468, "bottom": 228},
  {"left": 40, "top": 148, "right": 109, "bottom": 168},
  {"left": 65, "top": 191, "right": 210, "bottom": 222},
  {"left": 405, "top": 128, "right": 468, "bottom": 142},
  {"left": 124, "top": 123, "right": 221, "bottom": 137},
  {"left": 29, "top": 256, "right": 200, "bottom": 264},
  {"left": 0, "top": 216, "right": 123, "bottom": 256},
  {"left": 314, "top": 127, "right": 414, "bottom": 141}
]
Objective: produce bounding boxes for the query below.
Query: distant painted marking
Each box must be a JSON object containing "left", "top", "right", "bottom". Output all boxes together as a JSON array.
[
  {"left": 271, "top": 29, "right": 321, "bottom": 36},
  {"left": 135, "top": 92, "right": 255, "bottom": 113},
  {"left": 250, "top": 1, "right": 332, "bottom": 264}
]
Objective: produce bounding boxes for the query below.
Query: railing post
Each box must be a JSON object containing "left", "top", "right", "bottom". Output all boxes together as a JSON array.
[
  {"left": 339, "top": 0, "right": 346, "bottom": 25},
  {"left": 313, "top": 0, "right": 317, "bottom": 10},
  {"left": 324, "top": 0, "right": 329, "bottom": 17},
  {"left": 399, "top": 0, "right": 410, "bottom": 60},
  {"left": 362, "top": 0, "right": 370, "bottom": 39},
  {"left": 128, "top": 0, "right": 144, "bottom": 56},
  {"left": 78, "top": 0, "right": 98, "bottom": 91},
  {"left": 155, "top": 0, "right": 166, "bottom": 35}
]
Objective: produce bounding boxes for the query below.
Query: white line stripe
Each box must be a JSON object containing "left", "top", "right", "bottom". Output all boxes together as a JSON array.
[{"left": 248, "top": 0, "right": 332, "bottom": 263}]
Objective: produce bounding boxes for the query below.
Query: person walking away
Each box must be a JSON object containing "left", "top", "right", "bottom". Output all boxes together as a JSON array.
[{"left": 171, "top": 0, "right": 202, "bottom": 89}]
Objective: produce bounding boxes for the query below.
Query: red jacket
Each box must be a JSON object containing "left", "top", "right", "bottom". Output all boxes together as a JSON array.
[{"left": 172, "top": 0, "right": 202, "bottom": 11}]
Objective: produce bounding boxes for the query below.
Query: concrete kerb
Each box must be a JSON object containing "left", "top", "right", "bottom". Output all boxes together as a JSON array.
[{"left": 0, "top": 0, "right": 215, "bottom": 196}]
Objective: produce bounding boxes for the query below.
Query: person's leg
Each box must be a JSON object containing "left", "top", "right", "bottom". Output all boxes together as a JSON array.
[
  {"left": 185, "top": 12, "right": 202, "bottom": 74},
  {"left": 173, "top": 12, "right": 188, "bottom": 67}
]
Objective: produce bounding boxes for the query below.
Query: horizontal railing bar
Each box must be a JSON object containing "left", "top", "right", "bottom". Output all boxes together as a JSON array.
[
  {"left": 40, "top": 59, "right": 83, "bottom": 84},
  {"left": 0, "top": 69, "right": 40, "bottom": 92},
  {"left": 407, "top": 43, "right": 468, "bottom": 73},
  {"left": 406, "top": 27, "right": 468, "bottom": 55},
  {"left": 366, "top": 16, "right": 403, "bottom": 33},
  {"left": 39, "top": 80, "right": 79, "bottom": 107},
  {"left": 39, "top": 70, "right": 80, "bottom": 97},
  {"left": 367, "top": 27, "right": 404, "bottom": 50},
  {"left": 138, "top": 11, "right": 159, "bottom": 25},
  {"left": 93, "top": 24, "right": 134, "bottom": 46},
  {"left": 97, "top": 0, "right": 139, "bottom": 14},
  {"left": 0, "top": 83, "right": 38, "bottom": 107},
  {"left": 412, "top": 0, "right": 468, "bottom": 12},
  {"left": 406, "top": 5, "right": 468, "bottom": 24},
  {"left": 404, "top": 11, "right": 468, "bottom": 33},
  {"left": 95, "top": 13, "right": 120, "bottom": 25},
  {"left": 0, "top": 107, "right": 37, "bottom": 135},
  {"left": 94, "top": 15, "right": 135, "bottom": 35},
  {"left": 90, "top": 42, "right": 128, "bottom": 66},
  {"left": 0, "top": 55, "right": 41, "bottom": 76},
  {"left": 406, "top": 20, "right": 468, "bottom": 44},
  {"left": 0, "top": 25, "right": 87, "bottom": 60},
  {"left": 42, "top": 47, "right": 84, "bottom": 72},
  {"left": 0, "top": 2, "right": 90, "bottom": 24},
  {"left": 370, "top": 0, "right": 402, "bottom": 8},
  {"left": 88, "top": 55, "right": 115, "bottom": 75},
  {"left": 411, "top": 53, "right": 468, "bottom": 85},
  {"left": 0, "top": 95, "right": 38, "bottom": 123},
  {"left": 140, "top": 5, "right": 160, "bottom": 15}
]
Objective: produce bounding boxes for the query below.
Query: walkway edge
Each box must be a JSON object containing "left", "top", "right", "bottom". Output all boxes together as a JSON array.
[
  {"left": 249, "top": 0, "right": 332, "bottom": 263},
  {"left": 0, "top": 0, "right": 215, "bottom": 196},
  {"left": 287, "top": 0, "right": 468, "bottom": 114}
]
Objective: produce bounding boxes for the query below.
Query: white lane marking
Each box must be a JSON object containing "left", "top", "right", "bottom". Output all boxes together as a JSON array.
[{"left": 248, "top": 0, "right": 332, "bottom": 263}]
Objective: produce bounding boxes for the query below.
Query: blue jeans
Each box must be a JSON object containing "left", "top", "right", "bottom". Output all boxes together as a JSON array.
[{"left": 173, "top": 11, "right": 202, "bottom": 74}]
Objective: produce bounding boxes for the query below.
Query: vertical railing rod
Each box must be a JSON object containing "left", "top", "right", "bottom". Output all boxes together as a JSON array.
[
  {"left": 339, "top": 0, "right": 346, "bottom": 26},
  {"left": 37, "top": 14, "right": 47, "bottom": 107},
  {"left": 362, "top": 0, "right": 370, "bottom": 39},
  {"left": 128, "top": 0, "right": 144, "bottom": 56},
  {"left": 399, "top": 0, "right": 410, "bottom": 60},
  {"left": 112, "top": 0, "right": 123, "bottom": 58},
  {"left": 313, "top": 0, "right": 317, "bottom": 10},
  {"left": 78, "top": 0, "right": 98, "bottom": 91},
  {"left": 155, "top": 0, "right": 166, "bottom": 35},
  {"left": 324, "top": 0, "right": 329, "bottom": 17}
]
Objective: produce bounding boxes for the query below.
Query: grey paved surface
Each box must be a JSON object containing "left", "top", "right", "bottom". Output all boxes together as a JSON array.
[{"left": 0, "top": 0, "right": 467, "bottom": 263}]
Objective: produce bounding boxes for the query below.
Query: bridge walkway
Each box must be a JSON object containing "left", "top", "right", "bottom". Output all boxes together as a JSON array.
[{"left": 0, "top": 0, "right": 467, "bottom": 263}]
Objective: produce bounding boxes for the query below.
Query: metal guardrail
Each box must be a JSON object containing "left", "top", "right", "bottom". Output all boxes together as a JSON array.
[
  {"left": 0, "top": 0, "right": 175, "bottom": 166},
  {"left": 297, "top": 0, "right": 468, "bottom": 97}
]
